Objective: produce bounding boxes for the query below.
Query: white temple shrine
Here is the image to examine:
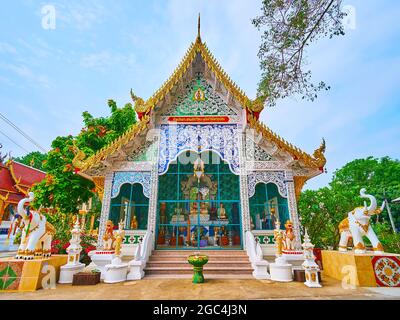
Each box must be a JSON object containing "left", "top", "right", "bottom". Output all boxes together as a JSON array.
[{"left": 73, "top": 17, "right": 326, "bottom": 277}]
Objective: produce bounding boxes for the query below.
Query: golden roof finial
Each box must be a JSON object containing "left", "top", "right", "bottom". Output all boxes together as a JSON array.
[{"left": 197, "top": 13, "right": 201, "bottom": 41}]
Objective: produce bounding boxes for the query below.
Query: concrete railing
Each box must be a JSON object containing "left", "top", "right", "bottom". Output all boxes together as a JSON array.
[
  {"left": 246, "top": 231, "right": 270, "bottom": 279},
  {"left": 126, "top": 230, "right": 153, "bottom": 280}
]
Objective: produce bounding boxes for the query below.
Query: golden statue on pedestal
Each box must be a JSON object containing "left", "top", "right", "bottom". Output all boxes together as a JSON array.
[
  {"left": 114, "top": 220, "right": 125, "bottom": 256},
  {"left": 218, "top": 203, "right": 227, "bottom": 220},
  {"left": 130, "top": 214, "right": 138, "bottom": 230},
  {"left": 103, "top": 220, "right": 115, "bottom": 251}
]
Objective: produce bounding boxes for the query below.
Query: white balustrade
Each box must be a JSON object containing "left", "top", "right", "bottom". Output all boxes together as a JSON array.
[{"left": 246, "top": 231, "right": 270, "bottom": 279}]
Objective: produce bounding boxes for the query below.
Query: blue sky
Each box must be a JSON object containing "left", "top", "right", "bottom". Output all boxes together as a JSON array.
[{"left": 0, "top": 0, "right": 399, "bottom": 190}]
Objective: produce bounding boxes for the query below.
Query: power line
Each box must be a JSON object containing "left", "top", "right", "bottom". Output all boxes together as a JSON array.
[
  {"left": 0, "top": 129, "right": 30, "bottom": 153},
  {"left": 0, "top": 112, "right": 47, "bottom": 153}
]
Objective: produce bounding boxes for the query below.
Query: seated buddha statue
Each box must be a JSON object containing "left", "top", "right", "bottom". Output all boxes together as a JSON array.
[
  {"left": 218, "top": 203, "right": 228, "bottom": 220},
  {"left": 200, "top": 201, "right": 208, "bottom": 215},
  {"left": 130, "top": 214, "right": 138, "bottom": 230},
  {"left": 190, "top": 194, "right": 209, "bottom": 216},
  {"left": 190, "top": 201, "right": 198, "bottom": 215}
]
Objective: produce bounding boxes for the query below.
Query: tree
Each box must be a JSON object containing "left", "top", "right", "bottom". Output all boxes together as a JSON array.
[
  {"left": 253, "top": 0, "right": 346, "bottom": 107},
  {"left": 14, "top": 151, "right": 47, "bottom": 171},
  {"left": 298, "top": 157, "right": 400, "bottom": 252},
  {"left": 298, "top": 187, "right": 354, "bottom": 249},
  {"left": 31, "top": 100, "right": 137, "bottom": 214}
]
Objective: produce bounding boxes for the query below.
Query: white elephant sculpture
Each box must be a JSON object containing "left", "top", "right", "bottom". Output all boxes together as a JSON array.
[
  {"left": 338, "top": 188, "right": 385, "bottom": 254},
  {"left": 15, "top": 192, "right": 56, "bottom": 260}
]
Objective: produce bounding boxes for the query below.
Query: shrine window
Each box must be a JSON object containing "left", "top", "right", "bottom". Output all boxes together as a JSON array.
[
  {"left": 109, "top": 183, "right": 149, "bottom": 230},
  {"left": 249, "top": 183, "right": 289, "bottom": 230},
  {"left": 156, "top": 151, "right": 242, "bottom": 250}
]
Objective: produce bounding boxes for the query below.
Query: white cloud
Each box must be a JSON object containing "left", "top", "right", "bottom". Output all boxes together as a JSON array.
[
  {"left": 53, "top": 0, "right": 109, "bottom": 30},
  {"left": 0, "top": 42, "right": 17, "bottom": 55},
  {"left": 80, "top": 51, "right": 136, "bottom": 71},
  {"left": 0, "top": 62, "right": 50, "bottom": 88}
]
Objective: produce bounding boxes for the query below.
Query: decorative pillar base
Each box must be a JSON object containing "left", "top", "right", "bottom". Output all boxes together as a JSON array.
[
  {"left": 127, "top": 260, "right": 145, "bottom": 280},
  {"left": 270, "top": 257, "right": 293, "bottom": 282},
  {"left": 252, "top": 260, "right": 270, "bottom": 280},
  {"left": 59, "top": 263, "right": 85, "bottom": 284},
  {"left": 104, "top": 257, "right": 128, "bottom": 283},
  {"left": 88, "top": 250, "right": 116, "bottom": 280}
]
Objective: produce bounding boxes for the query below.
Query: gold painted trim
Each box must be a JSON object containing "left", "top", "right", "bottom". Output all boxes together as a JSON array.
[
  {"left": 373, "top": 243, "right": 384, "bottom": 252},
  {"left": 92, "top": 176, "right": 105, "bottom": 201},
  {"left": 7, "top": 161, "right": 28, "bottom": 195},
  {"left": 354, "top": 242, "right": 365, "bottom": 250},
  {"left": 131, "top": 36, "right": 265, "bottom": 116},
  {"left": 293, "top": 176, "right": 309, "bottom": 201}
]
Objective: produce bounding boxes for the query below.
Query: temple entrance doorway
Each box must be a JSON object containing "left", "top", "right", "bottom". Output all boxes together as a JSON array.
[{"left": 156, "top": 151, "right": 242, "bottom": 250}]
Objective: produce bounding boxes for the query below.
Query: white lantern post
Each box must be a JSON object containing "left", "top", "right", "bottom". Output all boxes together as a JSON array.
[
  {"left": 301, "top": 229, "right": 322, "bottom": 288},
  {"left": 59, "top": 217, "right": 85, "bottom": 283}
]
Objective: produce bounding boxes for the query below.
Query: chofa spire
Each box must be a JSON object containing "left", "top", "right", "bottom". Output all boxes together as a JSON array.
[{"left": 197, "top": 13, "right": 201, "bottom": 41}]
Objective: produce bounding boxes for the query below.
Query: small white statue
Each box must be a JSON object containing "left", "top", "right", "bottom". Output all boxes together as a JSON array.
[
  {"left": 15, "top": 192, "right": 55, "bottom": 260},
  {"left": 302, "top": 229, "right": 322, "bottom": 288},
  {"left": 338, "top": 188, "right": 385, "bottom": 254},
  {"left": 59, "top": 217, "right": 85, "bottom": 284}
]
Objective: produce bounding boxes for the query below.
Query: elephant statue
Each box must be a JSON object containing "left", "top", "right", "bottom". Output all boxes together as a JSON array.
[
  {"left": 15, "top": 192, "right": 56, "bottom": 260},
  {"left": 338, "top": 188, "right": 385, "bottom": 254}
]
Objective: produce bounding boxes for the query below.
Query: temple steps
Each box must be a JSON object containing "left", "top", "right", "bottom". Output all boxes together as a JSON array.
[
  {"left": 144, "top": 250, "right": 254, "bottom": 278},
  {"left": 147, "top": 261, "right": 251, "bottom": 268},
  {"left": 149, "top": 255, "right": 250, "bottom": 262}
]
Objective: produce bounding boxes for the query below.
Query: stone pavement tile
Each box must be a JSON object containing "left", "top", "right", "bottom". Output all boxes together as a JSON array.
[{"left": 0, "top": 277, "right": 398, "bottom": 300}]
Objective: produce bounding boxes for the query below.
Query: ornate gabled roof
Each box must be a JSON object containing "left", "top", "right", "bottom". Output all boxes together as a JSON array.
[
  {"left": 131, "top": 17, "right": 265, "bottom": 116},
  {"left": 74, "top": 16, "right": 326, "bottom": 177},
  {"left": 8, "top": 161, "right": 46, "bottom": 193},
  {"left": 247, "top": 113, "right": 326, "bottom": 170}
]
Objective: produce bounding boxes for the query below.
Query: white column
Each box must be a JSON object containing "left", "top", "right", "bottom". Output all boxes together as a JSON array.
[
  {"left": 97, "top": 171, "right": 114, "bottom": 249},
  {"left": 147, "top": 133, "right": 160, "bottom": 242},
  {"left": 238, "top": 129, "right": 251, "bottom": 249},
  {"left": 285, "top": 170, "right": 302, "bottom": 250}
]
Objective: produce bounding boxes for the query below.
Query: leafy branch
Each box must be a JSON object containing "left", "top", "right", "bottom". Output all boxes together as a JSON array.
[{"left": 253, "top": 0, "right": 346, "bottom": 107}]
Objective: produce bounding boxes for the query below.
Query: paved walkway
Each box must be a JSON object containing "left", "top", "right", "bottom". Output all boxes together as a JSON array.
[{"left": 1, "top": 276, "right": 398, "bottom": 300}]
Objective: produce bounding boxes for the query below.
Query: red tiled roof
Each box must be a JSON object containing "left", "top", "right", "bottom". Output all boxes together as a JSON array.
[
  {"left": 0, "top": 163, "right": 18, "bottom": 194},
  {"left": 0, "top": 192, "right": 24, "bottom": 204},
  {"left": 0, "top": 161, "right": 45, "bottom": 202},
  {"left": 8, "top": 161, "right": 46, "bottom": 191}
]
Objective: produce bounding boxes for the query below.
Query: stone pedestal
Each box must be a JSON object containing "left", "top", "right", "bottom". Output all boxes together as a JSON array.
[
  {"left": 282, "top": 251, "right": 304, "bottom": 261},
  {"left": 252, "top": 260, "right": 270, "bottom": 280},
  {"left": 127, "top": 260, "right": 145, "bottom": 280},
  {"left": 59, "top": 262, "right": 85, "bottom": 284},
  {"left": 0, "top": 255, "right": 67, "bottom": 292},
  {"left": 104, "top": 257, "right": 128, "bottom": 283},
  {"left": 270, "top": 257, "right": 293, "bottom": 282},
  {"left": 321, "top": 250, "right": 400, "bottom": 287},
  {"left": 88, "top": 250, "right": 115, "bottom": 280}
]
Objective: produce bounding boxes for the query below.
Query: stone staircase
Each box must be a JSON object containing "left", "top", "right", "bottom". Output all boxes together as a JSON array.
[{"left": 144, "top": 250, "right": 254, "bottom": 279}]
